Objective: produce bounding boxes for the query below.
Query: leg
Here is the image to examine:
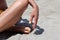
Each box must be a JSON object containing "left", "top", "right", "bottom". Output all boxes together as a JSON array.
[
  {"left": 6, "top": 6, "right": 32, "bottom": 34},
  {"left": 7, "top": 26, "right": 31, "bottom": 34},
  {"left": 0, "top": 0, "right": 28, "bottom": 32}
]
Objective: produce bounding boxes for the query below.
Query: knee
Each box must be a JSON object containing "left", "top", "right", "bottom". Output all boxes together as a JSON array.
[
  {"left": 23, "top": 0, "right": 28, "bottom": 3},
  {"left": 17, "top": 0, "right": 28, "bottom": 5}
]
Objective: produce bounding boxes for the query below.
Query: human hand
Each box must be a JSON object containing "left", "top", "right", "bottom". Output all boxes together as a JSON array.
[{"left": 29, "top": 7, "right": 39, "bottom": 29}]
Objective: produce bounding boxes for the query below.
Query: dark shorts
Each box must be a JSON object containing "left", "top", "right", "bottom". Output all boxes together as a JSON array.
[{"left": 15, "top": 18, "right": 33, "bottom": 30}]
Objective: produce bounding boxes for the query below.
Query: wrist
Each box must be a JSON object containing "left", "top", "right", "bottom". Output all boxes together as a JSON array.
[{"left": 33, "top": 6, "right": 39, "bottom": 12}]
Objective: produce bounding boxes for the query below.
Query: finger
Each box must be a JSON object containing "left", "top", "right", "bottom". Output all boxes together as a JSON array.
[
  {"left": 29, "top": 14, "right": 34, "bottom": 24},
  {"left": 32, "top": 17, "right": 38, "bottom": 29},
  {"left": 32, "top": 23, "right": 36, "bottom": 29}
]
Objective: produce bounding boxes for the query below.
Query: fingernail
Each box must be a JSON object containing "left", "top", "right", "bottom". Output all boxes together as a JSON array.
[{"left": 29, "top": 21, "right": 32, "bottom": 24}]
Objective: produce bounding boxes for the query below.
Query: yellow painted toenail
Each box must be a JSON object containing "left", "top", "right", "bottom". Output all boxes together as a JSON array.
[{"left": 24, "top": 27, "right": 31, "bottom": 33}]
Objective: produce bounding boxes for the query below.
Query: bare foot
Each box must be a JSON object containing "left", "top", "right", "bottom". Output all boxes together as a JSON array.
[
  {"left": 6, "top": 18, "right": 33, "bottom": 34},
  {"left": 7, "top": 26, "right": 32, "bottom": 34}
]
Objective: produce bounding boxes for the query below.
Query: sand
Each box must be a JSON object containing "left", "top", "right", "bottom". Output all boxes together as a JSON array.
[{"left": 0, "top": 0, "right": 60, "bottom": 40}]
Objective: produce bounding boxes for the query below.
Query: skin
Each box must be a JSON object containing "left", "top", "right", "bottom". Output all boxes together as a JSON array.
[
  {"left": 28, "top": 0, "right": 39, "bottom": 29},
  {"left": 0, "top": 0, "right": 39, "bottom": 33}
]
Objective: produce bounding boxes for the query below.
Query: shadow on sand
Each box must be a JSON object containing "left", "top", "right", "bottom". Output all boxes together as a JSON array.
[
  {"left": 34, "top": 25, "right": 44, "bottom": 35},
  {"left": 0, "top": 19, "right": 44, "bottom": 40}
]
